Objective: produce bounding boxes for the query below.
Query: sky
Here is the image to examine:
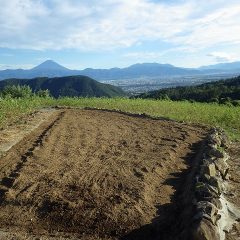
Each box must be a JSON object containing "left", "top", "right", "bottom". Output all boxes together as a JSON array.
[{"left": 0, "top": 0, "right": 240, "bottom": 70}]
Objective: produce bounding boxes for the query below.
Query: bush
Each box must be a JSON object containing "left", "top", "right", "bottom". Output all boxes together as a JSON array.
[
  {"left": 209, "top": 98, "right": 219, "bottom": 103},
  {"left": 232, "top": 100, "right": 240, "bottom": 107},
  {"left": 1, "top": 85, "right": 33, "bottom": 98},
  {"left": 36, "top": 89, "right": 51, "bottom": 98}
]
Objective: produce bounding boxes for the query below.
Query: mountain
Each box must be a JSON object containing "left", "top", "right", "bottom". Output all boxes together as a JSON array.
[
  {"left": 80, "top": 63, "right": 199, "bottom": 80},
  {"left": 31, "top": 60, "right": 70, "bottom": 71},
  {"left": 136, "top": 75, "right": 240, "bottom": 104},
  {"left": 1, "top": 60, "right": 240, "bottom": 81},
  {"left": 0, "top": 60, "right": 76, "bottom": 80},
  {"left": 199, "top": 61, "right": 240, "bottom": 71},
  {"left": 29, "top": 60, "right": 76, "bottom": 79},
  {"left": 0, "top": 61, "right": 200, "bottom": 81},
  {"left": 0, "top": 75, "right": 126, "bottom": 98}
]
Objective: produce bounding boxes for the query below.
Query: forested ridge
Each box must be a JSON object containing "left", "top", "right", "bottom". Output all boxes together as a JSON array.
[{"left": 137, "top": 76, "right": 240, "bottom": 105}]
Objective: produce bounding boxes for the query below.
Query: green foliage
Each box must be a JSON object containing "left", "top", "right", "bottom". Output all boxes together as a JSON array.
[
  {"left": 36, "top": 89, "right": 51, "bottom": 98},
  {"left": 137, "top": 76, "right": 240, "bottom": 105},
  {"left": 1, "top": 85, "right": 32, "bottom": 99},
  {"left": 0, "top": 76, "right": 126, "bottom": 98},
  {"left": 0, "top": 98, "right": 239, "bottom": 140}
]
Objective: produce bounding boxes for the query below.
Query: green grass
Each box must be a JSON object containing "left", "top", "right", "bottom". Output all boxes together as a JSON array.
[
  {"left": 0, "top": 98, "right": 47, "bottom": 129},
  {"left": 0, "top": 97, "right": 240, "bottom": 140}
]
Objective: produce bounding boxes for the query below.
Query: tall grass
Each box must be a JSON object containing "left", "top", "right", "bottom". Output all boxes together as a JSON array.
[
  {"left": 0, "top": 97, "right": 239, "bottom": 140},
  {"left": 0, "top": 97, "right": 46, "bottom": 128}
]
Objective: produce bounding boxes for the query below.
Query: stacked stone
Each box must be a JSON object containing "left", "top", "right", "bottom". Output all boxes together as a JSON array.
[{"left": 193, "top": 128, "right": 230, "bottom": 240}]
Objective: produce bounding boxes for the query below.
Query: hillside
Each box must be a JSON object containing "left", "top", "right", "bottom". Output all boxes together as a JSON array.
[
  {"left": 137, "top": 76, "right": 240, "bottom": 104},
  {"left": 0, "top": 75, "right": 125, "bottom": 98}
]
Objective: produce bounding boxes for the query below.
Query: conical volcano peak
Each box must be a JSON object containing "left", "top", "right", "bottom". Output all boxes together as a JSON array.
[{"left": 32, "top": 60, "right": 69, "bottom": 71}]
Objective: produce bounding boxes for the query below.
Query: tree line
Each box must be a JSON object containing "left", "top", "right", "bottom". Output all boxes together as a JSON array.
[{"left": 137, "top": 76, "right": 240, "bottom": 106}]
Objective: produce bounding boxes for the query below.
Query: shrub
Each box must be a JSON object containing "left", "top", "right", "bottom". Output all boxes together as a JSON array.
[
  {"left": 1, "top": 85, "right": 33, "bottom": 98},
  {"left": 231, "top": 100, "right": 240, "bottom": 107},
  {"left": 36, "top": 89, "right": 51, "bottom": 98}
]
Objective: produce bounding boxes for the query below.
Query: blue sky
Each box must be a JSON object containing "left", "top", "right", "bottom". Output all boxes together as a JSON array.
[{"left": 0, "top": 0, "right": 240, "bottom": 70}]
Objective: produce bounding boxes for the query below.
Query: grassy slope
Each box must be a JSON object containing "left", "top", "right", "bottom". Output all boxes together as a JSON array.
[{"left": 0, "top": 97, "right": 239, "bottom": 140}]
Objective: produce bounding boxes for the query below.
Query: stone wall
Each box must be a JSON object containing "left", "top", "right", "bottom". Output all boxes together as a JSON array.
[{"left": 192, "top": 128, "right": 231, "bottom": 240}]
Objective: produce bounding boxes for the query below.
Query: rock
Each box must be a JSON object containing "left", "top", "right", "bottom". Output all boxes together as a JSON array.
[
  {"left": 208, "top": 133, "right": 222, "bottom": 146},
  {"left": 209, "top": 177, "right": 222, "bottom": 192},
  {"left": 215, "top": 214, "right": 221, "bottom": 223},
  {"left": 197, "top": 201, "right": 218, "bottom": 218},
  {"left": 223, "top": 168, "right": 230, "bottom": 180},
  {"left": 224, "top": 172, "right": 231, "bottom": 180},
  {"left": 209, "top": 129, "right": 230, "bottom": 148},
  {"left": 195, "top": 182, "right": 219, "bottom": 199},
  {"left": 202, "top": 213, "right": 214, "bottom": 224},
  {"left": 210, "top": 198, "right": 222, "bottom": 210},
  {"left": 192, "top": 128, "right": 230, "bottom": 240},
  {"left": 221, "top": 151, "right": 230, "bottom": 161},
  {"left": 200, "top": 161, "right": 216, "bottom": 176},
  {"left": 206, "top": 163, "right": 216, "bottom": 177},
  {"left": 202, "top": 174, "right": 211, "bottom": 182},
  {"left": 208, "top": 146, "right": 224, "bottom": 158},
  {"left": 206, "top": 184, "right": 220, "bottom": 196},
  {"left": 196, "top": 201, "right": 222, "bottom": 226},
  {"left": 214, "top": 158, "right": 229, "bottom": 178},
  {"left": 193, "top": 219, "right": 220, "bottom": 240},
  {"left": 220, "top": 133, "right": 230, "bottom": 149}
]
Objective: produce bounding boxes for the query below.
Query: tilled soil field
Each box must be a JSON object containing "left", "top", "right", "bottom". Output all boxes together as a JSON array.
[{"left": 0, "top": 109, "right": 208, "bottom": 239}]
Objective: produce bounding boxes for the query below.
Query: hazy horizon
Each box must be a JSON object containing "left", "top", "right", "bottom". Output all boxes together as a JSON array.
[{"left": 1, "top": 59, "right": 240, "bottom": 72}]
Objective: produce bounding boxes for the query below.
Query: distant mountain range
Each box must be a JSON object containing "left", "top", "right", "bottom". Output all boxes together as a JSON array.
[
  {"left": 199, "top": 61, "right": 240, "bottom": 71},
  {"left": 0, "top": 75, "right": 125, "bottom": 98},
  {"left": 0, "top": 60, "right": 240, "bottom": 81}
]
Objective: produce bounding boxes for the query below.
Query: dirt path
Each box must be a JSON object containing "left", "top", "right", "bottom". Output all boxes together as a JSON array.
[{"left": 0, "top": 109, "right": 207, "bottom": 239}]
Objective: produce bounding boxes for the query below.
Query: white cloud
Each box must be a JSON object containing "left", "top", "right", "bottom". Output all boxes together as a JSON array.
[
  {"left": 173, "top": 3, "right": 240, "bottom": 50},
  {"left": 0, "top": 63, "right": 34, "bottom": 70},
  {"left": 123, "top": 52, "right": 163, "bottom": 59},
  {"left": 0, "top": 0, "right": 239, "bottom": 52},
  {"left": 207, "top": 52, "right": 238, "bottom": 63},
  {"left": 122, "top": 46, "right": 200, "bottom": 60}
]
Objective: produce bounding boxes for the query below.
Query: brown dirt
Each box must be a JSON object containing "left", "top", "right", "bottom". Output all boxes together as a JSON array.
[
  {"left": 0, "top": 109, "right": 208, "bottom": 239},
  {"left": 225, "top": 142, "right": 240, "bottom": 240},
  {"left": 0, "top": 109, "right": 56, "bottom": 156}
]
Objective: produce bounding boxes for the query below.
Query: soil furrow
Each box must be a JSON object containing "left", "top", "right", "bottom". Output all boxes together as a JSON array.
[
  {"left": 0, "top": 109, "right": 208, "bottom": 239},
  {"left": 0, "top": 111, "right": 64, "bottom": 204}
]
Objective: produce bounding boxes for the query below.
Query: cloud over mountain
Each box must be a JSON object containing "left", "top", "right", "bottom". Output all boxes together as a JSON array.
[{"left": 0, "top": 0, "right": 239, "bottom": 52}]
